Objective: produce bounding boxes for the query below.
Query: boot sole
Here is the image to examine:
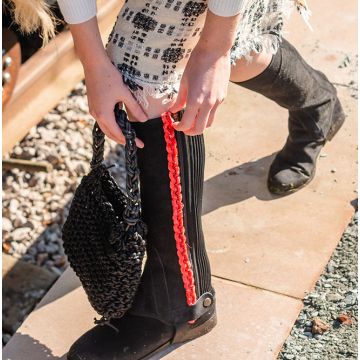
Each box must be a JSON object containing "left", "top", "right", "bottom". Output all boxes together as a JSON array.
[
  {"left": 268, "top": 97, "right": 346, "bottom": 196},
  {"left": 325, "top": 97, "right": 346, "bottom": 142},
  {"left": 268, "top": 168, "right": 316, "bottom": 196},
  {"left": 141, "top": 311, "right": 217, "bottom": 360}
]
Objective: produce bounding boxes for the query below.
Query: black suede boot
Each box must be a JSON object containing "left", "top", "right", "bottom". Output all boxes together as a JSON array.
[
  {"left": 233, "top": 38, "right": 346, "bottom": 195},
  {"left": 67, "top": 111, "right": 216, "bottom": 360}
]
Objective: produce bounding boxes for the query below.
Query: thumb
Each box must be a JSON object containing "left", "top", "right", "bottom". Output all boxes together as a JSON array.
[{"left": 169, "top": 79, "right": 187, "bottom": 114}]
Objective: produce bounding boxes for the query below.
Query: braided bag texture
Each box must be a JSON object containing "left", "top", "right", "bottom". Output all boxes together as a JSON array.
[{"left": 62, "top": 104, "right": 147, "bottom": 326}]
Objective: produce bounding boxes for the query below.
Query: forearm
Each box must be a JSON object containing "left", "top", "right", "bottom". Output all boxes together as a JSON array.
[
  {"left": 68, "top": 17, "right": 109, "bottom": 70},
  {"left": 196, "top": 10, "right": 241, "bottom": 55}
]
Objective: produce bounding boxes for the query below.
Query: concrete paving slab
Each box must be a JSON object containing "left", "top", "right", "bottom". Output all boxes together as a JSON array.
[
  {"left": 164, "top": 277, "right": 302, "bottom": 360},
  {"left": 202, "top": 0, "right": 357, "bottom": 299},
  {"left": 3, "top": 268, "right": 95, "bottom": 360},
  {"left": 2, "top": 268, "right": 302, "bottom": 360},
  {"left": 203, "top": 84, "right": 356, "bottom": 299},
  {"left": 283, "top": 0, "right": 357, "bottom": 87}
]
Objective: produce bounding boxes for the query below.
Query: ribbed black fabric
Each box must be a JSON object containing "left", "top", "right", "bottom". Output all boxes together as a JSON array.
[
  {"left": 129, "top": 114, "right": 213, "bottom": 325},
  {"left": 175, "top": 131, "right": 212, "bottom": 297}
]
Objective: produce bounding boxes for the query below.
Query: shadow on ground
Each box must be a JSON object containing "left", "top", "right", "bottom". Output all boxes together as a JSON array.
[{"left": 203, "top": 152, "right": 279, "bottom": 215}]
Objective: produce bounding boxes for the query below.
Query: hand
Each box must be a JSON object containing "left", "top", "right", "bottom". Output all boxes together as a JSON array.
[
  {"left": 169, "top": 7, "right": 241, "bottom": 136},
  {"left": 84, "top": 57, "right": 148, "bottom": 147},
  {"left": 68, "top": 17, "right": 147, "bottom": 147},
  {"left": 169, "top": 43, "right": 231, "bottom": 136}
]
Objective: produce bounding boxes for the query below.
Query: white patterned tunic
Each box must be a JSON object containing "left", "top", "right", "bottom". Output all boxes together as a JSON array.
[{"left": 59, "top": 0, "right": 312, "bottom": 108}]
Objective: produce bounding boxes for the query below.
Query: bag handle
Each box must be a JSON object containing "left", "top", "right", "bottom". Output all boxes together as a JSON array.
[{"left": 90, "top": 103, "right": 141, "bottom": 227}]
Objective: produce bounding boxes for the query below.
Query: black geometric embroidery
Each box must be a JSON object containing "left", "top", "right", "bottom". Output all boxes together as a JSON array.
[
  {"left": 161, "top": 47, "right": 185, "bottom": 63},
  {"left": 132, "top": 12, "right": 158, "bottom": 32},
  {"left": 117, "top": 63, "right": 142, "bottom": 91},
  {"left": 182, "top": 1, "right": 207, "bottom": 17}
]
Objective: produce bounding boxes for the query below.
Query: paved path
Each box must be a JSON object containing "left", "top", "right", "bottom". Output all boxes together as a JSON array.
[{"left": 3, "top": 0, "right": 357, "bottom": 359}]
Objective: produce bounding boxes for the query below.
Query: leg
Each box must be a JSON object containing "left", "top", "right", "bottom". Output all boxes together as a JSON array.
[
  {"left": 230, "top": 39, "right": 346, "bottom": 195},
  {"left": 67, "top": 112, "right": 216, "bottom": 360},
  {"left": 128, "top": 95, "right": 176, "bottom": 122},
  {"left": 229, "top": 50, "right": 273, "bottom": 83}
]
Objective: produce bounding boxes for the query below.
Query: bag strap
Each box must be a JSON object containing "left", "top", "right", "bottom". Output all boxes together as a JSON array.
[{"left": 90, "top": 103, "right": 141, "bottom": 227}]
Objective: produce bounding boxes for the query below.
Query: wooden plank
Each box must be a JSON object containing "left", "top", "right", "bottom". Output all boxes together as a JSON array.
[
  {"left": 2, "top": 0, "right": 124, "bottom": 154},
  {"left": 2, "top": 158, "right": 52, "bottom": 172}
]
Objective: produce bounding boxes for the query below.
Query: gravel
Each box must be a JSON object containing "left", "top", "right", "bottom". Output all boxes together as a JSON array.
[
  {"left": 278, "top": 212, "right": 358, "bottom": 360},
  {"left": 3, "top": 79, "right": 126, "bottom": 277}
]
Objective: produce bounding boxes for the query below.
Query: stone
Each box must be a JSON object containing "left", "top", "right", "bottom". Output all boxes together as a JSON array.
[
  {"left": 9, "top": 199, "right": 19, "bottom": 213},
  {"left": 344, "top": 293, "right": 357, "bottom": 306},
  {"left": 36, "top": 253, "right": 48, "bottom": 266},
  {"left": 311, "top": 318, "right": 330, "bottom": 335},
  {"left": 3, "top": 217, "right": 13, "bottom": 233},
  {"left": 52, "top": 255, "right": 66, "bottom": 267},
  {"left": 45, "top": 231, "right": 59, "bottom": 243},
  {"left": 45, "top": 243, "right": 59, "bottom": 255},
  {"left": 11, "top": 227, "right": 32, "bottom": 242},
  {"left": 326, "top": 293, "right": 343, "bottom": 302},
  {"left": 284, "top": 354, "right": 295, "bottom": 359},
  {"left": 46, "top": 154, "right": 61, "bottom": 166},
  {"left": 13, "top": 214, "right": 28, "bottom": 228}
]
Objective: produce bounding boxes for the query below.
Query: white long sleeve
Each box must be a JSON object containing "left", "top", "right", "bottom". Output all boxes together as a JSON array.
[
  {"left": 207, "top": 0, "right": 244, "bottom": 17},
  {"left": 56, "top": 1, "right": 243, "bottom": 23},
  {"left": 57, "top": 0, "right": 97, "bottom": 24}
]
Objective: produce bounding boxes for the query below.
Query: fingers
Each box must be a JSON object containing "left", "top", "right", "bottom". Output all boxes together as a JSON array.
[
  {"left": 95, "top": 118, "right": 124, "bottom": 144},
  {"left": 173, "top": 104, "right": 199, "bottom": 132},
  {"left": 135, "top": 137, "right": 145, "bottom": 148},
  {"left": 96, "top": 116, "right": 145, "bottom": 148},
  {"left": 206, "top": 101, "right": 220, "bottom": 128},
  {"left": 175, "top": 98, "right": 222, "bottom": 136},
  {"left": 91, "top": 108, "right": 123, "bottom": 145},
  {"left": 169, "top": 79, "right": 187, "bottom": 114},
  {"left": 184, "top": 106, "right": 211, "bottom": 136},
  {"left": 91, "top": 99, "right": 145, "bottom": 148}
]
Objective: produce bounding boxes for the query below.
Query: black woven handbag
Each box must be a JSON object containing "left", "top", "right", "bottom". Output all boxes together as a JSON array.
[{"left": 62, "top": 103, "right": 147, "bottom": 327}]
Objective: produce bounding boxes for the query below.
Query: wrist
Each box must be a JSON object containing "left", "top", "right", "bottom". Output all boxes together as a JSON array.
[
  {"left": 80, "top": 50, "right": 110, "bottom": 71},
  {"left": 196, "top": 10, "right": 240, "bottom": 55},
  {"left": 72, "top": 38, "right": 110, "bottom": 71},
  {"left": 196, "top": 37, "right": 233, "bottom": 56}
]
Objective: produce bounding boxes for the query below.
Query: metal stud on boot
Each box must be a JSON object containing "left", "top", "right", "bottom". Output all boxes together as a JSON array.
[
  {"left": 66, "top": 111, "right": 216, "bottom": 360},
  {"left": 233, "top": 38, "right": 346, "bottom": 195}
]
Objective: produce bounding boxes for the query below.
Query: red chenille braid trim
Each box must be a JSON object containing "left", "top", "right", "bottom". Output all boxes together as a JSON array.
[{"left": 161, "top": 111, "right": 197, "bottom": 306}]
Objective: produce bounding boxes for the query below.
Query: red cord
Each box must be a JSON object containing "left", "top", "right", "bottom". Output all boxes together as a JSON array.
[{"left": 161, "top": 111, "right": 197, "bottom": 307}]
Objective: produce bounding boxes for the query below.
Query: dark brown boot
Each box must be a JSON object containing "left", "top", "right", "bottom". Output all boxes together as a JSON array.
[{"left": 233, "top": 38, "right": 346, "bottom": 195}]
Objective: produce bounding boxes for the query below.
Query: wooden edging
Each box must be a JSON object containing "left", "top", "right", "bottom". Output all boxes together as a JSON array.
[{"left": 2, "top": 0, "right": 124, "bottom": 154}]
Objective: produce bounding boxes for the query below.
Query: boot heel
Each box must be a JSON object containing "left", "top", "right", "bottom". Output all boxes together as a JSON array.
[
  {"left": 326, "top": 98, "right": 346, "bottom": 142},
  {"left": 172, "top": 310, "right": 217, "bottom": 344}
]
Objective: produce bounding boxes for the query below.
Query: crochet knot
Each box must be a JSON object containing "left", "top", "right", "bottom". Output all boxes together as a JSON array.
[{"left": 94, "top": 316, "right": 120, "bottom": 333}]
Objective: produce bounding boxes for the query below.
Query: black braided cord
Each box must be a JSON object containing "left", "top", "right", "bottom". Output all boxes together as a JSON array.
[{"left": 62, "top": 103, "right": 147, "bottom": 330}]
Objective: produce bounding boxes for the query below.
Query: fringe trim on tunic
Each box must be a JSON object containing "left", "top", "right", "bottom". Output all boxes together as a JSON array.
[
  {"left": 230, "top": 0, "right": 312, "bottom": 64},
  {"left": 122, "top": 71, "right": 180, "bottom": 109}
]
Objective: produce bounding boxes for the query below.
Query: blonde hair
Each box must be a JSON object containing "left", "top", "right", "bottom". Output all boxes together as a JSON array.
[{"left": 6, "top": 0, "right": 61, "bottom": 47}]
